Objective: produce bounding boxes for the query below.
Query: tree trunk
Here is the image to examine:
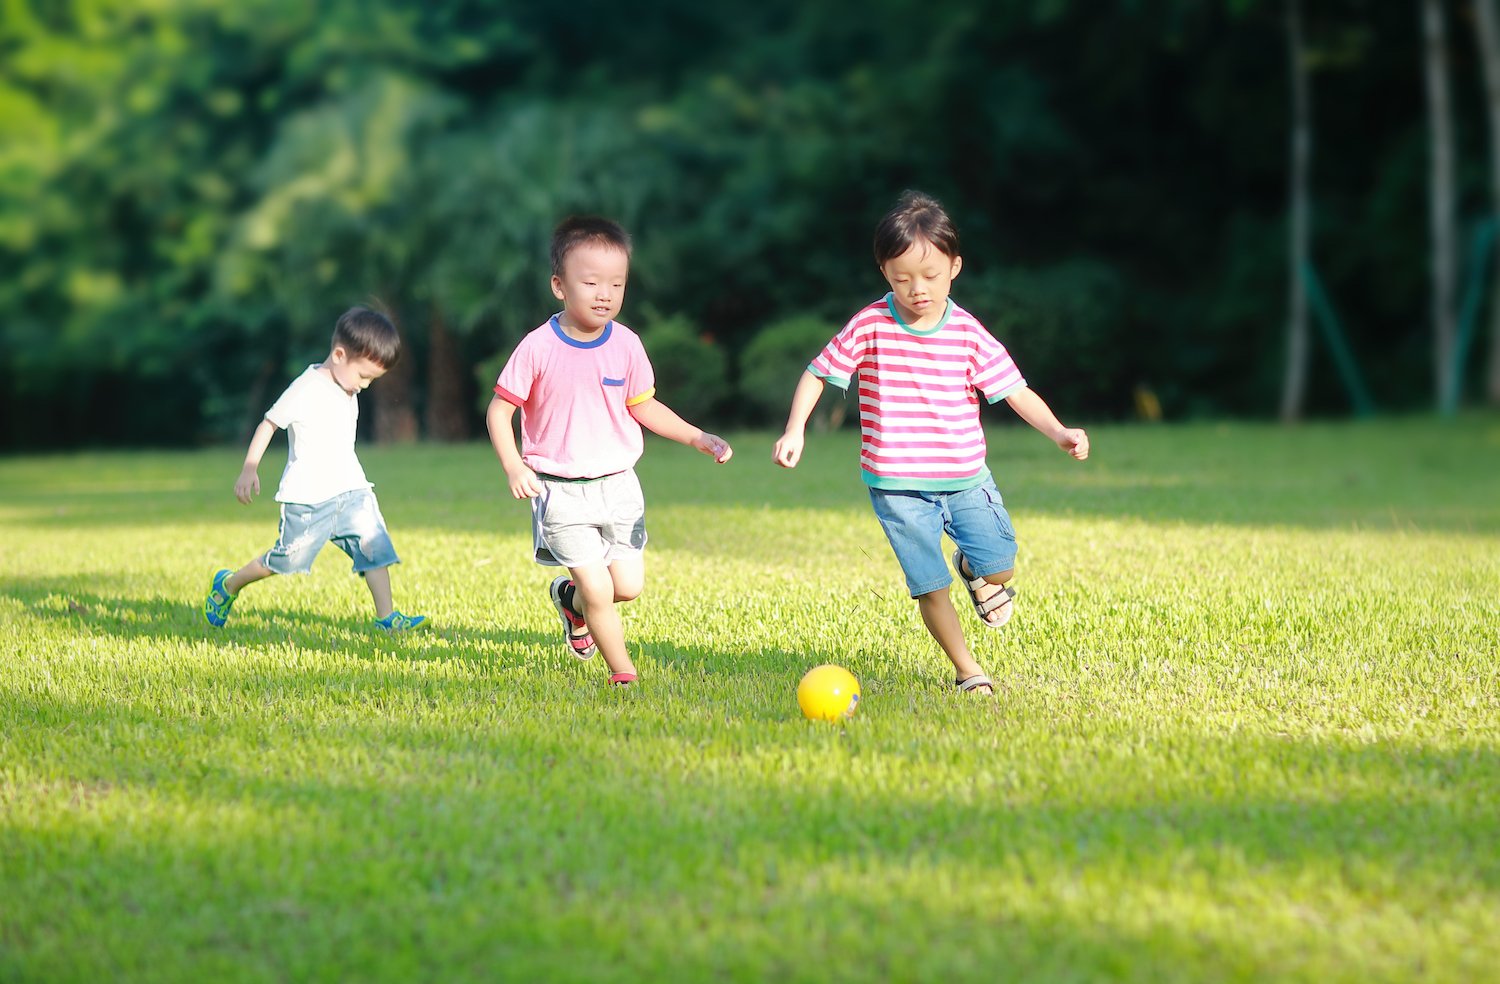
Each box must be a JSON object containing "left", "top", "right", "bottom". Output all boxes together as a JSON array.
[
  {"left": 1423, "top": 0, "right": 1459, "bottom": 410},
  {"left": 424, "top": 306, "right": 472, "bottom": 441},
  {"left": 372, "top": 338, "right": 419, "bottom": 444},
  {"left": 1279, "top": 0, "right": 1312, "bottom": 423},
  {"left": 1475, "top": 0, "right": 1500, "bottom": 405}
]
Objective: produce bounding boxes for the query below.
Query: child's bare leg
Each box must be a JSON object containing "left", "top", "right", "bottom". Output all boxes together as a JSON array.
[
  {"left": 226, "top": 558, "right": 275, "bottom": 595},
  {"left": 607, "top": 554, "right": 644, "bottom": 605},
  {"left": 363, "top": 565, "right": 395, "bottom": 620},
  {"left": 915, "top": 589, "right": 993, "bottom": 692},
  {"left": 572, "top": 562, "right": 636, "bottom": 676}
]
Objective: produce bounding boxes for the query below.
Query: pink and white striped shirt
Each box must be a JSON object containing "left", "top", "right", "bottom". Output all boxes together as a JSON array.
[{"left": 809, "top": 294, "right": 1027, "bottom": 490}]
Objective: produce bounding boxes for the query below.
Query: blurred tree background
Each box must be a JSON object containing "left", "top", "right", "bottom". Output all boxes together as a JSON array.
[{"left": 3, "top": 0, "right": 1498, "bottom": 449}]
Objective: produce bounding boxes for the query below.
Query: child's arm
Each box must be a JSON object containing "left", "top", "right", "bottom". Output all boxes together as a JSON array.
[
  {"left": 628, "top": 398, "right": 733, "bottom": 463},
  {"left": 772, "top": 370, "right": 826, "bottom": 469},
  {"left": 234, "top": 418, "right": 279, "bottom": 504},
  {"left": 486, "top": 396, "right": 544, "bottom": 498},
  {"left": 1004, "top": 387, "right": 1090, "bottom": 460}
]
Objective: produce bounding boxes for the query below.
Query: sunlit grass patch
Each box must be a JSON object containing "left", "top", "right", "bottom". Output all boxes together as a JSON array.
[{"left": 1, "top": 417, "right": 1497, "bottom": 982}]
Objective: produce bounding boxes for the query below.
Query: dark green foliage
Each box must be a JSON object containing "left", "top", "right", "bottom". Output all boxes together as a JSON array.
[
  {"left": 0, "top": 0, "right": 1485, "bottom": 447},
  {"left": 638, "top": 313, "right": 730, "bottom": 428},
  {"left": 738, "top": 315, "right": 845, "bottom": 431},
  {"left": 962, "top": 260, "right": 1130, "bottom": 418}
]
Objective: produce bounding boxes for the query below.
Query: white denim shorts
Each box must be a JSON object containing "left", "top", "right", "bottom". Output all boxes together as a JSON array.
[
  {"left": 531, "top": 469, "right": 647, "bottom": 568},
  {"left": 263, "top": 488, "right": 400, "bottom": 576}
]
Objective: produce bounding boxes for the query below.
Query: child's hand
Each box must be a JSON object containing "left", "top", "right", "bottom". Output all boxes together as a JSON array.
[
  {"left": 1057, "top": 427, "right": 1089, "bottom": 460},
  {"left": 234, "top": 468, "right": 260, "bottom": 505},
  {"left": 506, "top": 464, "right": 543, "bottom": 499},
  {"left": 773, "top": 431, "right": 804, "bottom": 468},
  {"left": 695, "top": 431, "right": 733, "bottom": 464}
]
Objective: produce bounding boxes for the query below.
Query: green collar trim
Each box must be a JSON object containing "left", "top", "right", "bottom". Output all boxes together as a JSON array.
[{"left": 884, "top": 292, "right": 952, "bottom": 337}]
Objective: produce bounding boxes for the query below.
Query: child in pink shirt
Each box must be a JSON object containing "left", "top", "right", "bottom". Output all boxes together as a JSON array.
[{"left": 487, "top": 217, "right": 733, "bottom": 686}]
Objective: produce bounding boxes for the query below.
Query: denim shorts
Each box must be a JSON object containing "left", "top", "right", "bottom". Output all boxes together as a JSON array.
[
  {"left": 532, "top": 469, "right": 648, "bottom": 568},
  {"left": 868, "top": 478, "right": 1018, "bottom": 597},
  {"left": 263, "top": 488, "right": 401, "bottom": 576}
]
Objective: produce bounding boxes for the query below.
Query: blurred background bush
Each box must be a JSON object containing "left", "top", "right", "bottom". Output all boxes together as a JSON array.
[{"left": 3, "top": 0, "right": 1498, "bottom": 448}]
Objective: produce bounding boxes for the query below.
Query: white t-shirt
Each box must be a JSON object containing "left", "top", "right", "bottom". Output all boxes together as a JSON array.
[{"left": 264, "top": 365, "right": 373, "bottom": 504}]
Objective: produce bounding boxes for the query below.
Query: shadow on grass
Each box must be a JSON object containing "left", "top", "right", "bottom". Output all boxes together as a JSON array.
[
  {"left": 0, "top": 575, "right": 864, "bottom": 695},
  {"left": 0, "top": 576, "right": 559, "bottom": 669},
  {"left": 3, "top": 674, "right": 1495, "bottom": 981},
  {"left": 4, "top": 418, "right": 1499, "bottom": 536}
]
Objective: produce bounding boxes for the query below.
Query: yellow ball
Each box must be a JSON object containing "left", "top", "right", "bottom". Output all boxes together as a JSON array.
[{"left": 797, "top": 664, "right": 861, "bottom": 722}]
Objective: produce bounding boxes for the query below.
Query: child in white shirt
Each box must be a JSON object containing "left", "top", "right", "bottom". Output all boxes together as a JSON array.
[{"left": 203, "top": 306, "right": 424, "bottom": 631}]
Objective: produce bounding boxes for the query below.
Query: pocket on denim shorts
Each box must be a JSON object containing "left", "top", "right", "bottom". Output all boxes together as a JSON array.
[{"left": 980, "top": 485, "right": 1016, "bottom": 541}]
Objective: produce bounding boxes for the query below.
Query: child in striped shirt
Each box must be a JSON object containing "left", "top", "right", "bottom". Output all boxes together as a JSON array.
[{"left": 773, "top": 191, "right": 1089, "bottom": 695}]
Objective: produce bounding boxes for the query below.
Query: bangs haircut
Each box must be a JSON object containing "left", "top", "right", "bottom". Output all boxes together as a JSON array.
[
  {"left": 332, "top": 306, "right": 401, "bottom": 368},
  {"left": 550, "top": 216, "right": 632, "bottom": 277},
  {"left": 873, "top": 190, "right": 961, "bottom": 266}
]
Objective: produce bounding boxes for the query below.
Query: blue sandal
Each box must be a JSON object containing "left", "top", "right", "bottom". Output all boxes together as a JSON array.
[
  {"left": 375, "top": 611, "right": 426, "bottom": 632},
  {"left": 203, "top": 569, "right": 237, "bottom": 627}
]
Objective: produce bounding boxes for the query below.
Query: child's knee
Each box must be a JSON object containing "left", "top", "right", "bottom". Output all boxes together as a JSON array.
[
  {"left": 611, "top": 571, "right": 644, "bottom": 603},
  {"left": 607, "top": 557, "right": 645, "bottom": 602}
]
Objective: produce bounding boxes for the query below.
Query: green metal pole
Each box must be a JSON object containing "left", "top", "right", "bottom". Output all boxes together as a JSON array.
[
  {"left": 1300, "top": 261, "right": 1376, "bottom": 417},
  {"left": 1447, "top": 216, "right": 1498, "bottom": 416}
]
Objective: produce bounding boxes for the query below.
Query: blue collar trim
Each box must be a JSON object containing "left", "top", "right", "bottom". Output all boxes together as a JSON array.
[{"left": 551, "top": 315, "right": 613, "bottom": 349}]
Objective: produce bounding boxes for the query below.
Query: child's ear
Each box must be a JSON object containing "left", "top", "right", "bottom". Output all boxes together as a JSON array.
[
  {"left": 950, "top": 255, "right": 963, "bottom": 279},
  {"left": 329, "top": 345, "right": 348, "bottom": 363},
  {"left": 550, "top": 275, "right": 565, "bottom": 301}
]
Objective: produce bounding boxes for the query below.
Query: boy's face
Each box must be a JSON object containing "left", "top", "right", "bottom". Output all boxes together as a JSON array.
[
  {"left": 551, "top": 242, "right": 629, "bottom": 332},
  {"left": 880, "top": 237, "right": 962, "bottom": 325},
  {"left": 324, "top": 347, "right": 387, "bottom": 395}
]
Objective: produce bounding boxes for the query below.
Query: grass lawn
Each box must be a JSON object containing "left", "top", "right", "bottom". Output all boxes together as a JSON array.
[{"left": 1, "top": 416, "right": 1497, "bottom": 983}]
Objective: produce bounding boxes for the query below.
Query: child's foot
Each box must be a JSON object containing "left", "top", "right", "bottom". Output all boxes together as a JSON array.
[
  {"left": 204, "top": 569, "right": 237, "bottom": 627},
  {"left": 609, "top": 672, "right": 637, "bottom": 686},
  {"left": 951, "top": 550, "right": 1015, "bottom": 629},
  {"left": 375, "top": 611, "right": 426, "bottom": 632},
  {"left": 549, "top": 576, "right": 597, "bottom": 660}
]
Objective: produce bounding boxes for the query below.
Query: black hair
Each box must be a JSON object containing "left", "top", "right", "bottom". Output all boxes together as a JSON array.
[
  {"left": 331, "top": 306, "right": 401, "bottom": 368},
  {"left": 550, "top": 216, "right": 632, "bottom": 277},
  {"left": 873, "top": 190, "right": 961, "bottom": 266}
]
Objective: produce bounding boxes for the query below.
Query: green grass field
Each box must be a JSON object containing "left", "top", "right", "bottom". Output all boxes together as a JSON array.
[{"left": 2, "top": 418, "right": 1497, "bottom": 983}]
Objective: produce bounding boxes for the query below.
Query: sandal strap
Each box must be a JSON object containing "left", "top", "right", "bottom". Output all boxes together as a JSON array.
[
  {"left": 975, "top": 584, "right": 1016, "bottom": 616},
  {"left": 953, "top": 549, "right": 985, "bottom": 590},
  {"left": 956, "top": 674, "right": 994, "bottom": 692}
]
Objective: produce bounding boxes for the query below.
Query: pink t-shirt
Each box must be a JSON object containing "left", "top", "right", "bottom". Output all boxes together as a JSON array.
[
  {"left": 810, "top": 294, "right": 1027, "bottom": 490},
  {"left": 494, "top": 316, "right": 657, "bottom": 479}
]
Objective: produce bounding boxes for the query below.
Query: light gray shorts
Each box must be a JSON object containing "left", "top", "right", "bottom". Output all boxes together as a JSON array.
[{"left": 531, "top": 469, "right": 648, "bottom": 568}]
